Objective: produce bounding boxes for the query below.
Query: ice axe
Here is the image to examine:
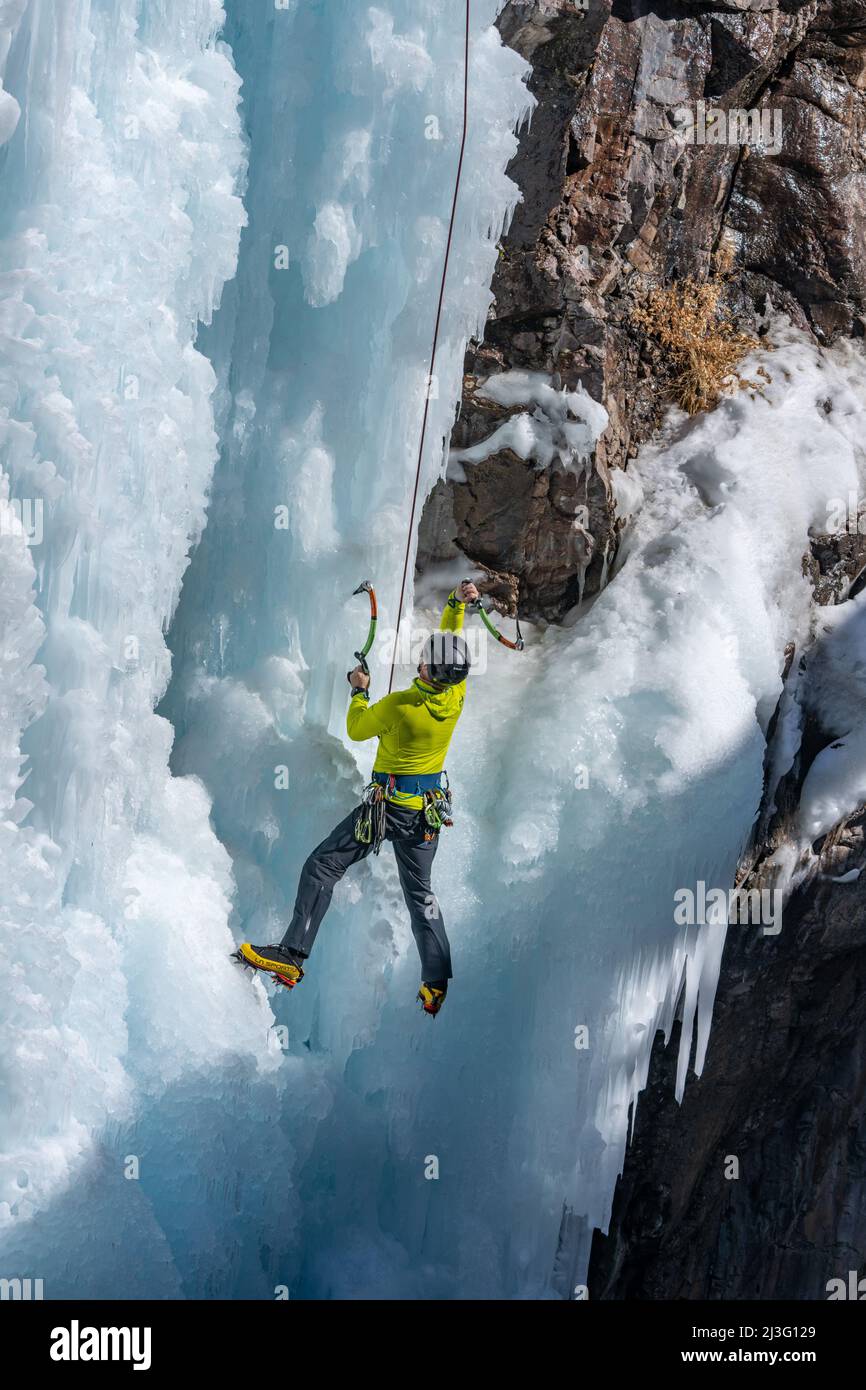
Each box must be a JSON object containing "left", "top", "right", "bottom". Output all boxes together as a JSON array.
[
  {"left": 462, "top": 576, "right": 524, "bottom": 651},
  {"left": 347, "top": 580, "right": 378, "bottom": 683}
]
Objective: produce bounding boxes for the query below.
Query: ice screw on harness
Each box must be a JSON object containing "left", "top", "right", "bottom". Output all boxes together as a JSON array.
[
  {"left": 462, "top": 576, "right": 525, "bottom": 652},
  {"left": 347, "top": 579, "right": 378, "bottom": 684}
]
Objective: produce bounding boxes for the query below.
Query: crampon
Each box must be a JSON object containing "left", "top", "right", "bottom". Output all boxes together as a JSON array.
[
  {"left": 232, "top": 943, "right": 305, "bottom": 989},
  {"left": 417, "top": 982, "right": 447, "bottom": 1017}
]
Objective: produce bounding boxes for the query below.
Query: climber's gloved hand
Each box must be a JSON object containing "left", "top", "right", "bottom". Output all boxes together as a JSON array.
[
  {"left": 457, "top": 579, "right": 480, "bottom": 604},
  {"left": 349, "top": 665, "right": 370, "bottom": 690}
]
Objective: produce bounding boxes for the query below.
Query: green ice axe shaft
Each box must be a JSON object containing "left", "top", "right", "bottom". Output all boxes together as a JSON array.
[
  {"left": 462, "top": 577, "right": 524, "bottom": 651},
  {"left": 347, "top": 580, "right": 378, "bottom": 683}
]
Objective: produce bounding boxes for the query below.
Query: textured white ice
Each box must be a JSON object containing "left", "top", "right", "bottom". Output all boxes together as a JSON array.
[
  {"left": 0, "top": 0, "right": 536, "bottom": 1297},
  {"left": 0, "top": 0, "right": 290, "bottom": 1289},
  {"left": 4, "top": 0, "right": 866, "bottom": 1302}
]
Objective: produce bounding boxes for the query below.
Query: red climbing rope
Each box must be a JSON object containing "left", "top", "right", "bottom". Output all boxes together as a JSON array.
[{"left": 387, "top": 0, "right": 471, "bottom": 694}]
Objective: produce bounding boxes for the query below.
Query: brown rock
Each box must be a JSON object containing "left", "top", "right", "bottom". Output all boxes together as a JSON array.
[{"left": 418, "top": 0, "right": 866, "bottom": 620}]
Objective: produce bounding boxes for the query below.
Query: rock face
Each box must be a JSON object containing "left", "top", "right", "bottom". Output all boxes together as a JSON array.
[
  {"left": 588, "top": 577, "right": 866, "bottom": 1299},
  {"left": 587, "top": 806, "right": 866, "bottom": 1300},
  {"left": 418, "top": 0, "right": 866, "bottom": 620}
]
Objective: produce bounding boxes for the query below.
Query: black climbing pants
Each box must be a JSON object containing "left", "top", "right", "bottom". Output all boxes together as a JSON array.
[{"left": 280, "top": 802, "right": 452, "bottom": 981}]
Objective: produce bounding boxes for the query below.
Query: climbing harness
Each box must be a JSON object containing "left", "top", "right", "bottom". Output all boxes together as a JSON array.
[
  {"left": 347, "top": 579, "right": 378, "bottom": 684},
  {"left": 353, "top": 773, "right": 454, "bottom": 850}
]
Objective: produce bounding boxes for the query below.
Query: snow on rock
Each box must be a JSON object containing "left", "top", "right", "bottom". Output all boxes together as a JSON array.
[
  {"left": 798, "top": 590, "right": 866, "bottom": 843},
  {"left": 451, "top": 369, "right": 609, "bottom": 473}
]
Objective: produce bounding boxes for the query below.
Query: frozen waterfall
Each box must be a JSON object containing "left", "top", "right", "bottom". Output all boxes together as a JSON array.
[{"left": 2, "top": 0, "right": 866, "bottom": 1300}]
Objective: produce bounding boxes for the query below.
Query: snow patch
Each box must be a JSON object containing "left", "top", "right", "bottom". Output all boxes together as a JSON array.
[{"left": 451, "top": 369, "right": 609, "bottom": 473}]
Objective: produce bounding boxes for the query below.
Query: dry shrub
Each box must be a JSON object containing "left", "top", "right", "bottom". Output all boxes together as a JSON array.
[{"left": 633, "top": 279, "right": 762, "bottom": 415}]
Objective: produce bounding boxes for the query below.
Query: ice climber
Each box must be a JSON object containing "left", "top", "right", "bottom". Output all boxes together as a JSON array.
[{"left": 235, "top": 579, "right": 479, "bottom": 1016}]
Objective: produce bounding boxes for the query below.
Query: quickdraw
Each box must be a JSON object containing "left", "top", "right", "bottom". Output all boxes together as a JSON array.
[
  {"left": 462, "top": 576, "right": 524, "bottom": 652},
  {"left": 347, "top": 579, "right": 378, "bottom": 684},
  {"left": 355, "top": 781, "right": 387, "bottom": 852}
]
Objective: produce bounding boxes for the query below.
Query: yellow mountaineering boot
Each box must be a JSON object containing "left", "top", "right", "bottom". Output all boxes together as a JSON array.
[
  {"left": 417, "top": 980, "right": 448, "bottom": 1017},
  {"left": 233, "top": 942, "right": 305, "bottom": 989}
]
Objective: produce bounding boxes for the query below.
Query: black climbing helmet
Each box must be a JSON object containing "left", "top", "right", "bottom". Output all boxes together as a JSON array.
[{"left": 420, "top": 631, "right": 472, "bottom": 686}]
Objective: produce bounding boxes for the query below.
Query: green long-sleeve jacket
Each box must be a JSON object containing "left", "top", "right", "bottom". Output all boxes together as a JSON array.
[{"left": 347, "top": 591, "right": 466, "bottom": 808}]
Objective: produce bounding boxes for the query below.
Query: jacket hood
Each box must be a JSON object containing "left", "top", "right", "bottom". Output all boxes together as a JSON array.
[{"left": 412, "top": 677, "right": 464, "bottom": 722}]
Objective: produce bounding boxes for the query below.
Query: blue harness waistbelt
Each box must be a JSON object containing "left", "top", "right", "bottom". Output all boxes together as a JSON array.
[{"left": 372, "top": 771, "right": 443, "bottom": 794}]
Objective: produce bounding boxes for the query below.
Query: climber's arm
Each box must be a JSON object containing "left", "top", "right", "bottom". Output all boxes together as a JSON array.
[
  {"left": 440, "top": 591, "right": 464, "bottom": 633},
  {"left": 440, "top": 579, "right": 478, "bottom": 632},
  {"left": 346, "top": 688, "right": 404, "bottom": 742}
]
